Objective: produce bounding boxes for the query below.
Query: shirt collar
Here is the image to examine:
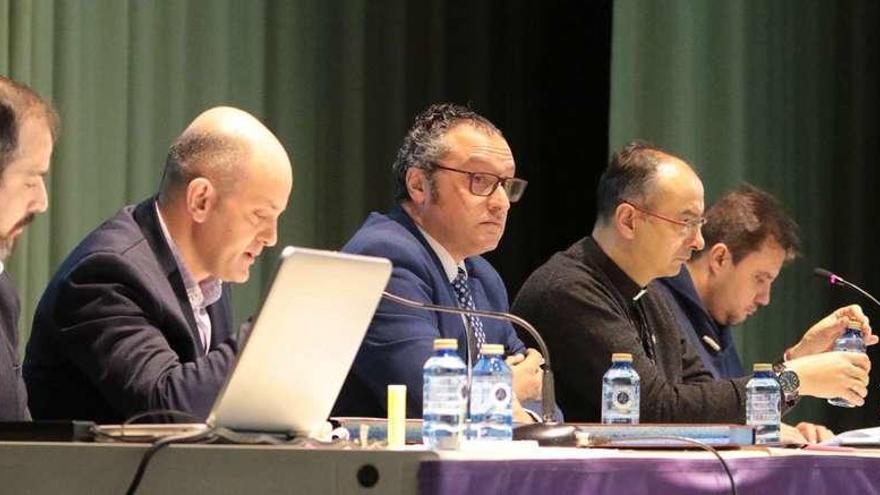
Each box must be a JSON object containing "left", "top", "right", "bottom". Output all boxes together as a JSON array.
[
  {"left": 154, "top": 203, "right": 222, "bottom": 309},
  {"left": 0, "top": 260, "right": 4, "bottom": 276},
  {"left": 417, "top": 225, "right": 465, "bottom": 283}
]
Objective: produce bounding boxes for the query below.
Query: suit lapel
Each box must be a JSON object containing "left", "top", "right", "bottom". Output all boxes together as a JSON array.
[
  {"left": 387, "top": 206, "right": 474, "bottom": 360},
  {"left": 131, "top": 199, "right": 203, "bottom": 355}
]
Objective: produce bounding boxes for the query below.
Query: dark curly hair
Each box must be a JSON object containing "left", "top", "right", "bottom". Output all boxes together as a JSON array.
[{"left": 392, "top": 103, "right": 501, "bottom": 202}]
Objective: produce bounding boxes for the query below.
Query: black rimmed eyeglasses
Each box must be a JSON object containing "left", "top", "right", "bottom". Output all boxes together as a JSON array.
[{"left": 431, "top": 163, "right": 528, "bottom": 203}]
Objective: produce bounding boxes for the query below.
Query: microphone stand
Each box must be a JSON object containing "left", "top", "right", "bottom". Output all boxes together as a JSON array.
[{"left": 382, "top": 291, "right": 577, "bottom": 445}]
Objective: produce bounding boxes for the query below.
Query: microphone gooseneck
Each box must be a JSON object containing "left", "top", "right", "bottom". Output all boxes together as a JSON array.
[{"left": 813, "top": 267, "right": 880, "bottom": 310}]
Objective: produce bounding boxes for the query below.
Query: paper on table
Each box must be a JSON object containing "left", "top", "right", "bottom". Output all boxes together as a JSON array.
[{"left": 820, "top": 426, "right": 880, "bottom": 447}]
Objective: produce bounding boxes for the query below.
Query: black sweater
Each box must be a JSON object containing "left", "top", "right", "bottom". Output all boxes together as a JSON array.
[{"left": 513, "top": 236, "right": 748, "bottom": 423}]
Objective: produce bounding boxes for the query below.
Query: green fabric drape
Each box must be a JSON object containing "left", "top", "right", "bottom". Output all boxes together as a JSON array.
[
  {"left": 611, "top": 0, "right": 880, "bottom": 430},
  {"left": 0, "top": 1, "right": 411, "bottom": 345},
  {"left": 1, "top": 0, "right": 612, "bottom": 363}
]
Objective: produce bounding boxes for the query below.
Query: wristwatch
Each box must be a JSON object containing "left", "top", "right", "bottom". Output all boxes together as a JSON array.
[{"left": 773, "top": 362, "right": 800, "bottom": 403}]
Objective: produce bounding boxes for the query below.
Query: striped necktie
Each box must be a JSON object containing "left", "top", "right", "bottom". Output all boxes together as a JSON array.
[{"left": 451, "top": 267, "right": 486, "bottom": 356}]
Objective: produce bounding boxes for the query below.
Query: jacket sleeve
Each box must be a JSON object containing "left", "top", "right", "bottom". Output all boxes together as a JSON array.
[{"left": 51, "top": 252, "right": 238, "bottom": 420}]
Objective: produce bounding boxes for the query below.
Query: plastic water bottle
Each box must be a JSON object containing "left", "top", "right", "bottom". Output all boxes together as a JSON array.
[
  {"left": 601, "top": 353, "right": 640, "bottom": 424},
  {"left": 422, "top": 338, "right": 468, "bottom": 449},
  {"left": 828, "top": 320, "right": 867, "bottom": 408},
  {"left": 746, "top": 363, "right": 781, "bottom": 444},
  {"left": 469, "top": 344, "right": 513, "bottom": 441}
]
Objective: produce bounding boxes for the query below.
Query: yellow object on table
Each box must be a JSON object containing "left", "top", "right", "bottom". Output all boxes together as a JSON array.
[{"left": 387, "top": 384, "right": 407, "bottom": 448}]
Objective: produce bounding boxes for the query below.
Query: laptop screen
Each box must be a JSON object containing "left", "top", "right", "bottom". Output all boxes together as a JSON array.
[{"left": 207, "top": 246, "right": 391, "bottom": 436}]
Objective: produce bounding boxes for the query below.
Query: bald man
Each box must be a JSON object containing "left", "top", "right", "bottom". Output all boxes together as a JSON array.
[
  {"left": 513, "top": 141, "right": 870, "bottom": 423},
  {"left": 24, "top": 107, "right": 293, "bottom": 422}
]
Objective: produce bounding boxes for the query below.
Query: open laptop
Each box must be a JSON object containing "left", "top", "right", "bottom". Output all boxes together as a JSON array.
[{"left": 96, "top": 246, "right": 391, "bottom": 441}]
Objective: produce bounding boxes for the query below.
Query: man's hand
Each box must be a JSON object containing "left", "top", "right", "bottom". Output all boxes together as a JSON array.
[
  {"left": 508, "top": 348, "right": 543, "bottom": 401},
  {"left": 787, "top": 351, "right": 870, "bottom": 405},
  {"left": 788, "top": 305, "right": 877, "bottom": 359},
  {"left": 793, "top": 421, "right": 834, "bottom": 444},
  {"left": 512, "top": 396, "right": 536, "bottom": 423},
  {"left": 780, "top": 423, "right": 808, "bottom": 445}
]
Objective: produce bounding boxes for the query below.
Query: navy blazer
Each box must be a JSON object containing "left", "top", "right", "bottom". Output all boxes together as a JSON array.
[
  {"left": 333, "top": 206, "right": 526, "bottom": 418},
  {"left": 24, "top": 199, "right": 239, "bottom": 423},
  {"left": 0, "top": 271, "right": 29, "bottom": 420},
  {"left": 656, "top": 267, "right": 744, "bottom": 379}
]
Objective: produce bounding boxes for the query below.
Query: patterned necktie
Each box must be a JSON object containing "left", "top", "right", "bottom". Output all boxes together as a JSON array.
[{"left": 451, "top": 267, "right": 486, "bottom": 355}]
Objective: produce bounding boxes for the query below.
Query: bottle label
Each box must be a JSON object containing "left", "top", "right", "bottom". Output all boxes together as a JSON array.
[
  {"left": 424, "top": 375, "right": 468, "bottom": 415},
  {"left": 612, "top": 385, "right": 636, "bottom": 413},
  {"left": 471, "top": 379, "right": 512, "bottom": 415}
]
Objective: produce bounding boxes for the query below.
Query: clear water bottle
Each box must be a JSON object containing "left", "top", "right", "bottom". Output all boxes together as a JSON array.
[
  {"left": 746, "top": 363, "right": 781, "bottom": 444},
  {"left": 422, "top": 338, "right": 468, "bottom": 450},
  {"left": 469, "top": 344, "right": 513, "bottom": 441},
  {"left": 828, "top": 320, "right": 867, "bottom": 408},
  {"left": 601, "top": 353, "right": 640, "bottom": 424}
]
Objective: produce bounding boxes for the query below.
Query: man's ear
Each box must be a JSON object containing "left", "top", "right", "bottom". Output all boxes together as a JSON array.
[
  {"left": 186, "top": 177, "right": 217, "bottom": 223},
  {"left": 615, "top": 202, "right": 638, "bottom": 240},
  {"left": 405, "top": 167, "right": 430, "bottom": 206},
  {"left": 707, "top": 243, "right": 732, "bottom": 275}
]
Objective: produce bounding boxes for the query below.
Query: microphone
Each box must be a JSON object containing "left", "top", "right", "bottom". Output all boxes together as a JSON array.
[
  {"left": 813, "top": 268, "right": 880, "bottom": 309},
  {"left": 381, "top": 291, "right": 577, "bottom": 445}
]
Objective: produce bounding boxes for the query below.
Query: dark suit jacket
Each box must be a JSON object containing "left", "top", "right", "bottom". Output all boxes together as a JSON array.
[
  {"left": 24, "top": 199, "right": 240, "bottom": 423},
  {"left": 333, "top": 206, "right": 526, "bottom": 418},
  {"left": 657, "top": 267, "right": 744, "bottom": 379},
  {"left": 0, "top": 271, "right": 29, "bottom": 420}
]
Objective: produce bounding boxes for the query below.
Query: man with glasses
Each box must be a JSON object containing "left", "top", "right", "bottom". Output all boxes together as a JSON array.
[
  {"left": 513, "top": 141, "right": 871, "bottom": 423},
  {"left": 333, "top": 103, "right": 544, "bottom": 421}
]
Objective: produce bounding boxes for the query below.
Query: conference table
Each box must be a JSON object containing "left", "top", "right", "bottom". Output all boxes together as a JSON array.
[{"left": 2, "top": 440, "right": 879, "bottom": 494}]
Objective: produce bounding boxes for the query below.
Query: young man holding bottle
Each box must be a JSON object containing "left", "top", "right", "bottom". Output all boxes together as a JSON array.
[{"left": 657, "top": 184, "right": 870, "bottom": 442}]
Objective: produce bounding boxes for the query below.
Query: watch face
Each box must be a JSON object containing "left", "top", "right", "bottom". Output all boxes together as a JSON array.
[{"left": 778, "top": 370, "right": 800, "bottom": 393}]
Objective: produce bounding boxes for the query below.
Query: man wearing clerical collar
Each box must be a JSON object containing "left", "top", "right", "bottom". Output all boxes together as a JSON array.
[{"left": 514, "top": 141, "right": 872, "bottom": 424}]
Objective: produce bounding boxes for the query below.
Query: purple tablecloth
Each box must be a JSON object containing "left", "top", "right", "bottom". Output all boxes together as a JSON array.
[{"left": 418, "top": 453, "right": 880, "bottom": 494}]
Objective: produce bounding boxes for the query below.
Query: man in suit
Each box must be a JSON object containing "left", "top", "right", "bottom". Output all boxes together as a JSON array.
[
  {"left": 514, "top": 141, "right": 872, "bottom": 423},
  {"left": 0, "top": 76, "right": 58, "bottom": 421},
  {"left": 333, "top": 103, "right": 543, "bottom": 421},
  {"left": 24, "top": 106, "right": 293, "bottom": 423},
  {"left": 657, "top": 184, "right": 847, "bottom": 442}
]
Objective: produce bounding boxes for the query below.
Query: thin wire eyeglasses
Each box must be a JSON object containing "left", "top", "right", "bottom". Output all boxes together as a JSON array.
[{"left": 621, "top": 200, "right": 706, "bottom": 234}]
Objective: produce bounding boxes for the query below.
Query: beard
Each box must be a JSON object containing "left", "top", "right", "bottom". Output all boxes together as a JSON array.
[{"left": 0, "top": 213, "right": 36, "bottom": 262}]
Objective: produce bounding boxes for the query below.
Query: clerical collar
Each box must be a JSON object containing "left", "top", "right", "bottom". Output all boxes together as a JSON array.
[
  {"left": 417, "top": 226, "right": 465, "bottom": 283},
  {"left": 583, "top": 236, "right": 648, "bottom": 300}
]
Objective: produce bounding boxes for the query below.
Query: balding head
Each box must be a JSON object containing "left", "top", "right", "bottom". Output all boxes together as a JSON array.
[
  {"left": 155, "top": 106, "right": 293, "bottom": 283},
  {"left": 592, "top": 141, "right": 705, "bottom": 286},
  {"left": 158, "top": 106, "right": 291, "bottom": 204}
]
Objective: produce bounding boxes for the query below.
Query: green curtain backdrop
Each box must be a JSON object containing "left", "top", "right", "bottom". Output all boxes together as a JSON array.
[
  {"left": 0, "top": 0, "right": 611, "bottom": 373},
  {"left": 611, "top": 0, "right": 880, "bottom": 431}
]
